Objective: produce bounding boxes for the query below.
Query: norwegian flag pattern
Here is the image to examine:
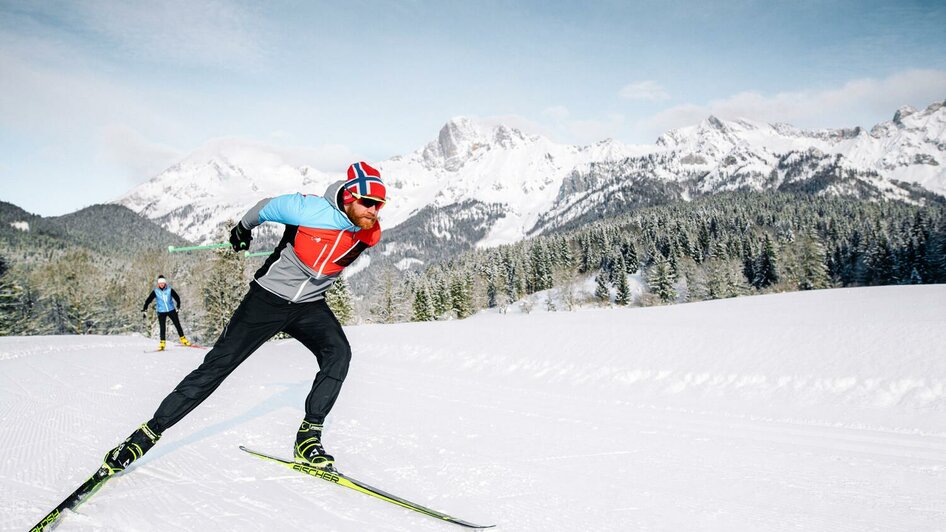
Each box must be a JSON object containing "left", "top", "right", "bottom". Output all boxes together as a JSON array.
[{"left": 346, "top": 162, "right": 385, "bottom": 200}]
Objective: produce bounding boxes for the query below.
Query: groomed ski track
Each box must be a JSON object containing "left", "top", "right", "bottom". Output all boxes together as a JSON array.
[{"left": 3, "top": 285, "right": 946, "bottom": 531}]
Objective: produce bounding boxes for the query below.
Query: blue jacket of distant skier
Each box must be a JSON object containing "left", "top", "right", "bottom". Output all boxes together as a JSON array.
[{"left": 142, "top": 286, "right": 181, "bottom": 313}]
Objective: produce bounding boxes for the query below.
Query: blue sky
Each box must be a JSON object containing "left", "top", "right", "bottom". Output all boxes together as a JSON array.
[{"left": 2, "top": 0, "right": 945, "bottom": 216}]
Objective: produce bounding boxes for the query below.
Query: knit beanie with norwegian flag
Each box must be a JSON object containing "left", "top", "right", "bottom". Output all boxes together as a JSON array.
[{"left": 341, "top": 162, "right": 387, "bottom": 204}]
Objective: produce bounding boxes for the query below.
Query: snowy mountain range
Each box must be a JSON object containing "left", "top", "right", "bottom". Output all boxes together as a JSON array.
[{"left": 116, "top": 100, "right": 946, "bottom": 271}]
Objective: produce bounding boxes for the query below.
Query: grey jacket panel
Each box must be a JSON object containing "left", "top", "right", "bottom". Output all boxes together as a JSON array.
[{"left": 240, "top": 197, "right": 272, "bottom": 231}]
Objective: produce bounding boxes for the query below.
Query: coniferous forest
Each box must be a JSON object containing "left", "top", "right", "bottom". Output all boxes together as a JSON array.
[
  {"left": 359, "top": 191, "right": 946, "bottom": 322},
  {"left": 1, "top": 191, "right": 944, "bottom": 337}
]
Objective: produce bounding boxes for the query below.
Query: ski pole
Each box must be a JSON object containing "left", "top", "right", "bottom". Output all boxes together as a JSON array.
[{"left": 167, "top": 243, "right": 230, "bottom": 253}]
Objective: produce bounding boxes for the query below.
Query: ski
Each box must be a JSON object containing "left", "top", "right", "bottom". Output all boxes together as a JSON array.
[
  {"left": 143, "top": 344, "right": 209, "bottom": 353},
  {"left": 30, "top": 465, "right": 112, "bottom": 532},
  {"left": 239, "top": 446, "right": 493, "bottom": 529}
]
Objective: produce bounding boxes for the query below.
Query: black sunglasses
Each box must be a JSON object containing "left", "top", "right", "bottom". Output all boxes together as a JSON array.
[{"left": 356, "top": 197, "right": 385, "bottom": 209}]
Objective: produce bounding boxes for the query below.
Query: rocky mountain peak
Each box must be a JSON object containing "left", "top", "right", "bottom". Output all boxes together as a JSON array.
[
  {"left": 925, "top": 100, "right": 946, "bottom": 114},
  {"left": 893, "top": 105, "right": 918, "bottom": 126},
  {"left": 115, "top": 101, "right": 946, "bottom": 247},
  {"left": 422, "top": 117, "right": 533, "bottom": 171},
  {"left": 704, "top": 115, "right": 727, "bottom": 131}
]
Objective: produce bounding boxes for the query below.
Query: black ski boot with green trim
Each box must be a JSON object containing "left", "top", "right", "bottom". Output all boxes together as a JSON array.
[
  {"left": 294, "top": 420, "right": 335, "bottom": 470},
  {"left": 103, "top": 423, "right": 161, "bottom": 475}
]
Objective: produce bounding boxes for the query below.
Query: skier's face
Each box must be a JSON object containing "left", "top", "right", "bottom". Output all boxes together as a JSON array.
[
  {"left": 345, "top": 198, "right": 380, "bottom": 230},
  {"left": 157, "top": 281, "right": 166, "bottom": 289}
]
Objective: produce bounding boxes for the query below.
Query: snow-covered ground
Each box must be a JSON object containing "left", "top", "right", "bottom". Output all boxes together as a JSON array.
[{"left": 3, "top": 285, "right": 946, "bottom": 531}]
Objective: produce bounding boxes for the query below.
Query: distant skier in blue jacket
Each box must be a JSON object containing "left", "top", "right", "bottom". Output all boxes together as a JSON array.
[{"left": 141, "top": 275, "right": 191, "bottom": 351}]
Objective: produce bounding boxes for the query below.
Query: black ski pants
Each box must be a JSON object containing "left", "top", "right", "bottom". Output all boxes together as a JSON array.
[
  {"left": 157, "top": 310, "right": 185, "bottom": 341},
  {"left": 148, "top": 282, "right": 351, "bottom": 434}
]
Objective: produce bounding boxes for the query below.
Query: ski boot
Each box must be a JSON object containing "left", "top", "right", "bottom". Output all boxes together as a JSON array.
[
  {"left": 103, "top": 423, "right": 161, "bottom": 475},
  {"left": 158, "top": 340, "right": 166, "bottom": 351},
  {"left": 294, "top": 420, "right": 335, "bottom": 470},
  {"left": 180, "top": 336, "right": 191, "bottom": 347}
]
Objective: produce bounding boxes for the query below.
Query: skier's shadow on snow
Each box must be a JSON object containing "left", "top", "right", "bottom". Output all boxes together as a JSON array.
[{"left": 131, "top": 379, "right": 313, "bottom": 468}]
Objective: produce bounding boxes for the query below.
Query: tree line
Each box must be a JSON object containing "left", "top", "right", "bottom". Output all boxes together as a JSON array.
[
  {"left": 357, "top": 191, "right": 946, "bottom": 322},
  {"left": 0, "top": 225, "right": 355, "bottom": 340},
  {"left": 3, "top": 192, "right": 944, "bottom": 335}
]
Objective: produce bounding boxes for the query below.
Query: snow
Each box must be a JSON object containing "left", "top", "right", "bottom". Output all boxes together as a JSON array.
[
  {"left": 4, "top": 285, "right": 946, "bottom": 531},
  {"left": 395, "top": 258, "right": 424, "bottom": 271},
  {"left": 9, "top": 221, "right": 29, "bottom": 232},
  {"left": 115, "top": 104, "right": 946, "bottom": 248}
]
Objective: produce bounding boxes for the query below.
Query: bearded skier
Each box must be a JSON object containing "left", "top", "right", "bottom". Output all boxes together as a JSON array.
[{"left": 104, "top": 161, "right": 386, "bottom": 474}]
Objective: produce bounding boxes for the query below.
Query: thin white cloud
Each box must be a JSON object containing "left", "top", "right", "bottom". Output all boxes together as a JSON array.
[
  {"left": 98, "top": 125, "right": 184, "bottom": 182},
  {"left": 187, "top": 136, "right": 360, "bottom": 174},
  {"left": 478, "top": 113, "right": 558, "bottom": 139},
  {"left": 638, "top": 69, "right": 946, "bottom": 139},
  {"left": 567, "top": 114, "right": 626, "bottom": 144},
  {"left": 0, "top": 45, "right": 172, "bottom": 137},
  {"left": 279, "top": 143, "right": 361, "bottom": 173},
  {"left": 619, "top": 80, "right": 670, "bottom": 101},
  {"left": 475, "top": 111, "right": 626, "bottom": 146}
]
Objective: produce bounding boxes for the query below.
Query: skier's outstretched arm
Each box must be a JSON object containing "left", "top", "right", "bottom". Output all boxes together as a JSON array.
[{"left": 141, "top": 291, "right": 155, "bottom": 312}]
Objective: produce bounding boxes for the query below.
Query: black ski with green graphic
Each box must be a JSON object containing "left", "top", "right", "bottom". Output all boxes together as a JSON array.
[
  {"left": 30, "top": 465, "right": 112, "bottom": 531},
  {"left": 239, "top": 446, "right": 493, "bottom": 529}
]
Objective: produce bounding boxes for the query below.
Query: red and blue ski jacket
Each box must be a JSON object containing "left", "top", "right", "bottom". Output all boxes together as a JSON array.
[{"left": 238, "top": 180, "right": 380, "bottom": 303}]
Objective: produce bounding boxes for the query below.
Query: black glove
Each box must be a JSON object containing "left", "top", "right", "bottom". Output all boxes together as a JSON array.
[{"left": 229, "top": 222, "right": 253, "bottom": 252}]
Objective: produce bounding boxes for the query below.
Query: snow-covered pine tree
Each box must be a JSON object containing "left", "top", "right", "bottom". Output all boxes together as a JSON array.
[
  {"left": 411, "top": 282, "right": 435, "bottom": 321},
  {"left": 648, "top": 256, "right": 677, "bottom": 303},
  {"left": 697, "top": 221, "right": 711, "bottom": 261},
  {"left": 621, "top": 240, "right": 639, "bottom": 273},
  {"left": 450, "top": 274, "right": 474, "bottom": 319},
  {"left": 922, "top": 221, "right": 946, "bottom": 283},
  {"left": 742, "top": 238, "right": 757, "bottom": 286},
  {"left": 593, "top": 270, "right": 610, "bottom": 304},
  {"left": 484, "top": 267, "right": 498, "bottom": 309},
  {"left": 754, "top": 234, "right": 780, "bottom": 289},
  {"left": 502, "top": 248, "right": 524, "bottom": 302},
  {"left": 795, "top": 231, "right": 830, "bottom": 290},
  {"left": 326, "top": 276, "right": 354, "bottom": 325},
  {"left": 371, "top": 270, "right": 407, "bottom": 323},
  {"left": 866, "top": 237, "right": 896, "bottom": 286},
  {"left": 201, "top": 244, "right": 246, "bottom": 341},
  {"left": 0, "top": 256, "right": 27, "bottom": 335},
  {"left": 528, "top": 241, "right": 553, "bottom": 293},
  {"left": 706, "top": 258, "right": 745, "bottom": 299},
  {"left": 577, "top": 233, "right": 592, "bottom": 273},
  {"left": 429, "top": 275, "right": 449, "bottom": 318},
  {"left": 2, "top": 265, "right": 39, "bottom": 335},
  {"left": 615, "top": 255, "right": 632, "bottom": 306},
  {"left": 39, "top": 249, "right": 105, "bottom": 334},
  {"left": 556, "top": 236, "right": 574, "bottom": 270}
]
